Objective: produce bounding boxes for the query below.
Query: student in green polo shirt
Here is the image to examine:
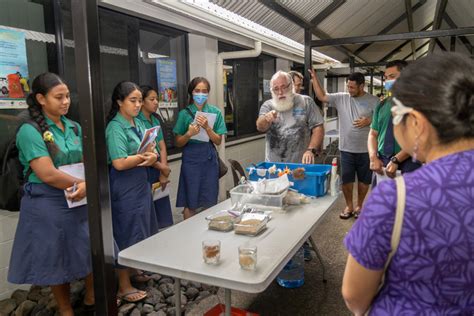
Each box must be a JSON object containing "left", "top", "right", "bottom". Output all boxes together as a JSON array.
[
  {"left": 137, "top": 85, "right": 173, "bottom": 230},
  {"left": 173, "top": 77, "right": 227, "bottom": 219},
  {"left": 368, "top": 60, "right": 421, "bottom": 184},
  {"left": 8, "top": 73, "right": 94, "bottom": 315},
  {"left": 105, "top": 81, "right": 159, "bottom": 304}
]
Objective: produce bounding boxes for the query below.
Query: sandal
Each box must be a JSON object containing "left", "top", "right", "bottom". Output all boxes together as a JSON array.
[
  {"left": 131, "top": 270, "right": 152, "bottom": 283},
  {"left": 353, "top": 207, "right": 361, "bottom": 219},
  {"left": 117, "top": 290, "right": 147, "bottom": 303},
  {"left": 339, "top": 208, "right": 353, "bottom": 219}
]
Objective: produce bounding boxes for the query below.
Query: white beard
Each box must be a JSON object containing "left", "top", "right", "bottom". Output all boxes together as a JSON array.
[{"left": 271, "top": 91, "right": 294, "bottom": 112}]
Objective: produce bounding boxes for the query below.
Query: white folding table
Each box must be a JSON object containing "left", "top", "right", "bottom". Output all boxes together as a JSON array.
[{"left": 119, "top": 194, "right": 338, "bottom": 315}]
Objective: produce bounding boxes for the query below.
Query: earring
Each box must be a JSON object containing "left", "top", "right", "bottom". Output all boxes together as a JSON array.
[{"left": 412, "top": 136, "right": 419, "bottom": 163}]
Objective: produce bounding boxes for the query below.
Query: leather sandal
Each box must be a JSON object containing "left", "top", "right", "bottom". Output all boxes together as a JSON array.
[{"left": 339, "top": 209, "right": 353, "bottom": 219}]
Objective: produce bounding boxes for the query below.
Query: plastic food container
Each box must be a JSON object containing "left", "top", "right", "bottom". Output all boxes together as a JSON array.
[
  {"left": 229, "top": 185, "right": 287, "bottom": 209},
  {"left": 247, "top": 162, "right": 331, "bottom": 197},
  {"left": 206, "top": 211, "right": 241, "bottom": 232},
  {"left": 234, "top": 213, "right": 269, "bottom": 236}
]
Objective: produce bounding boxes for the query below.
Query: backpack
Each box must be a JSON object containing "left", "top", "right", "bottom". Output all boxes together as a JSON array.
[{"left": 0, "top": 119, "right": 79, "bottom": 212}]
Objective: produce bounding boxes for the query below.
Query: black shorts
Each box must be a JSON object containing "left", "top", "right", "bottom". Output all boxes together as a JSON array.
[{"left": 340, "top": 151, "right": 372, "bottom": 185}]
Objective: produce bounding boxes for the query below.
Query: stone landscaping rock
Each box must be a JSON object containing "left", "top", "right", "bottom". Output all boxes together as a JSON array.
[
  {"left": 185, "top": 287, "right": 199, "bottom": 300},
  {"left": 15, "top": 300, "right": 37, "bottom": 316},
  {"left": 158, "top": 283, "right": 174, "bottom": 298},
  {"left": 0, "top": 299, "right": 17, "bottom": 316},
  {"left": 158, "top": 277, "right": 173, "bottom": 285},
  {"left": 118, "top": 303, "right": 136, "bottom": 315},
  {"left": 130, "top": 307, "right": 141, "bottom": 316},
  {"left": 11, "top": 289, "right": 29, "bottom": 305},
  {"left": 4, "top": 278, "right": 218, "bottom": 315},
  {"left": 144, "top": 287, "right": 164, "bottom": 305},
  {"left": 195, "top": 290, "right": 211, "bottom": 302},
  {"left": 149, "top": 274, "right": 162, "bottom": 281},
  {"left": 142, "top": 303, "right": 154, "bottom": 313}
]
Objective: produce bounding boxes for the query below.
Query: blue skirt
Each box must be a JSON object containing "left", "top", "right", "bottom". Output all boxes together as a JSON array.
[
  {"left": 176, "top": 142, "right": 219, "bottom": 209},
  {"left": 110, "top": 166, "right": 158, "bottom": 251},
  {"left": 8, "top": 183, "right": 91, "bottom": 286},
  {"left": 148, "top": 167, "right": 174, "bottom": 229}
]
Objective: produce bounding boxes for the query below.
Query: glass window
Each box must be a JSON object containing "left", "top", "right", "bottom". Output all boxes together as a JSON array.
[
  {"left": 219, "top": 42, "right": 276, "bottom": 140},
  {"left": 138, "top": 22, "right": 188, "bottom": 153},
  {"left": 0, "top": 0, "right": 57, "bottom": 152}
]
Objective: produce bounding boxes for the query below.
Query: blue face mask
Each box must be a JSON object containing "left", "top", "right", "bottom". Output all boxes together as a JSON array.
[
  {"left": 193, "top": 93, "right": 208, "bottom": 105},
  {"left": 384, "top": 79, "right": 396, "bottom": 91}
]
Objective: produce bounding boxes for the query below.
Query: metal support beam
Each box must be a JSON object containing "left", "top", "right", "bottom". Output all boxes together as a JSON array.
[
  {"left": 304, "top": 28, "right": 312, "bottom": 97},
  {"left": 311, "top": 27, "right": 474, "bottom": 47},
  {"left": 353, "top": 0, "right": 426, "bottom": 55},
  {"left": 378, "top": 22, "right": 432, "bottom": 62},
  {"left": 259, "top": 0, "right": 366, "bottom": 62},
  {"left": 428, "top": 0, "right": 448, "bottom": 53},
  {"left": 450, "top": 36, "right": 456, "bottom": 51},
  {"left": 52, "top": 0, "right": 65, "bottom": 76},
  {"left": 70, "top": 0, "right": 117, "bottom": 314},
  {"left": 443, "top": 13, "right": 473, "bottom": 53},
  {"left": 435, "top": 38, "right": 447, "bottom": 51},
  {"left": 405, "top": 0, "right": 417, "bottom": 60},
  {"left": 403, "top": 40, "right": 430, "bottom": 60},
  {"left": 310, "top": 0, "right": 346, "bottom": 26}
]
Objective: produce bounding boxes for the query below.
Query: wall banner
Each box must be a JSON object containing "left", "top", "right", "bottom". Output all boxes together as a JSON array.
[
  {"left": 156, "top": 58, "right": 178, "bottom": 108},
  {"left": 0, "top": 28, "right": 29, "bottom": 109}
]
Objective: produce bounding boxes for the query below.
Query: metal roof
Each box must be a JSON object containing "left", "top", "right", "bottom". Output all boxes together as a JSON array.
[{"left": 210, "top": 0, "right": 474, "bottom": 67}]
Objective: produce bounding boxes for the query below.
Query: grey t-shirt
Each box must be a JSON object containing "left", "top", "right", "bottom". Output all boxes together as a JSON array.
[
  {"left": 259, "top": 94, "right": 324, "bottom": 163},
  {"left": 327, "top": 92, "right": 378, "bottom": 153}
]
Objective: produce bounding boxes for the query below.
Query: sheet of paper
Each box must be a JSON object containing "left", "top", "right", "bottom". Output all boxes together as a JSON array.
[
  {"left": 152, "top": 184, "right": 171, "bottom": 201},
  {"left": 137, "top": 126, "right": 161, "bottom": 154},
  {"left": 376, "top": 168, "right": 401, "bottom": 184},
  {"left": 58, "top": 163, "right": 87, "bottom": 208},
  {"left": 190, "top": 111, "right": 217, "bottom": 142}
]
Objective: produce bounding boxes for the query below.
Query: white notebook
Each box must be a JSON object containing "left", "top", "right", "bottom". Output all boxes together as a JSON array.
[
  {"left": 190, "top": 111, "right": 217, "bottom": 142},
  {"left": 58, "top": 163, "right": 87, "bottom": 208}
]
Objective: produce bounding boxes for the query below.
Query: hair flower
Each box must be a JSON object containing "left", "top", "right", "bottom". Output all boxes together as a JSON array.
[
  {"left": 43, "top": 131, "right": 55, "bottom": 143},
  {"left": 391, "top": 97, "right": 414, "bottom": 125}
]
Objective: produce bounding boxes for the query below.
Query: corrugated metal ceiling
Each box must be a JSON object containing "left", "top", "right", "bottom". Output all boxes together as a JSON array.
[{"left": 209, "top": 0, "right": 473, "bottom": 64}]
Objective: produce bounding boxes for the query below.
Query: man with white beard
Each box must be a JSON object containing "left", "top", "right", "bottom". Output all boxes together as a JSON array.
[{"left": 256, "top": 71, "right": 324, "bottom": 164}]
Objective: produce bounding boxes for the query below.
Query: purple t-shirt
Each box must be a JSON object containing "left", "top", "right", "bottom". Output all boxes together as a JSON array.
[{"left": 345, "top": 150, "right": 474, "bottom": 315}]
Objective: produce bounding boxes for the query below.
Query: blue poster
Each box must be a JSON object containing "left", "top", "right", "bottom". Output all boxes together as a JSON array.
[
  {"left": 0, "top": 28, "right": 29, "bottom": 109},
  {"left": 156, "top": 58, "right": 178, "bottom": 108}
]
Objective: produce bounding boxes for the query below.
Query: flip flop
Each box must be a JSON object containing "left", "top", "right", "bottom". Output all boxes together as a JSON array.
[
  {"left": 353, "top": 207, "right": 361, "bottom": 219},
  {"left": 339, "top": 209, "right": 353, "bottom": 219},
  {"left": 117, "top": 290, "right": 147, "bottom": 303}
]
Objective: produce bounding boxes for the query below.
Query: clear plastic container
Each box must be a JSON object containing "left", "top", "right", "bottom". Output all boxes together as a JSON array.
[
  {"left": 234, "top": 213, "right": 269, "bottom": 236},
  {"left": 229, "top": 185, "right": 287, "bottom": 209},
  {"left": 206, "top": 211, "right": 241, "bottom": 232}
]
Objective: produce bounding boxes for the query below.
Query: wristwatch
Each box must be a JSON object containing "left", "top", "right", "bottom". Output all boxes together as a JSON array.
[
  {"left": 390, "top": 156, "right": 400, "bottom": 164},
  {"left": 306, "top": 148, "right": 318, "bottom": 155}
]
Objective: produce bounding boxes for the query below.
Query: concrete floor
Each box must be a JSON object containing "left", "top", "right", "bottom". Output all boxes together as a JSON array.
[{"left": 189, "top": 194, "right": 355, "bottom": 316}]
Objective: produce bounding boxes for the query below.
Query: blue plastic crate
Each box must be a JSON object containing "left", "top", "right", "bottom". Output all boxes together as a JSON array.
[{"left": 247, "top": 162, "right": 331, "bottom": 197}]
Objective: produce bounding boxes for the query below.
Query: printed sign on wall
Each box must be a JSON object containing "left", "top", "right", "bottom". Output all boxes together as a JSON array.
[
  {"left": 156, "top": 59, "right": 178, "bottom": 108},
  {"left": 0, "top": 28, "right": 29, "bottom": 109}
]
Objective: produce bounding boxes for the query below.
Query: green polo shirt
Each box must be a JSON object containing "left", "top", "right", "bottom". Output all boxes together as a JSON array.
[
  {"left": 173, "top": 104, "right": 227, "bottom": 144},
  {"left": 136, "top": 111, "right": 164, "bottom": 152},
  {"left": 370, "top": 97, "right": 401, "bottom": 155},
  {"left": 106, "top": 113, "right": 147, "bottom": 163},
  {"left": 16, "top": 115, "right": 83, "bottom": 184}
]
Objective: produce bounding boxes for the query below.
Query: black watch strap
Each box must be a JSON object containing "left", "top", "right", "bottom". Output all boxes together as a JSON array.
[{"left": 390, "top": 156, "right": 400, "bottom": 164}]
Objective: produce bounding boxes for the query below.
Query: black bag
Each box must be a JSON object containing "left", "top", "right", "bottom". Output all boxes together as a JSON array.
[
  {"left": 184, "top": 107, "right": 228, "bottom": 179},
  {"left": 0, "top": 121, "right": 41, "bottom": 211},
  {"left": 0, "top": 120, "right": 79, "bottom": 212}
]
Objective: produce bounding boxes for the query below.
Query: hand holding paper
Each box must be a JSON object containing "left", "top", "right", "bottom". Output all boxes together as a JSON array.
[
  {"left": 137, "top": 126, "right": 161, "bottom": 154},
  {"left": 59, "top": 163, "right": 87, "bottom": 208},
  {"left": 191, "top": 111, "right": 216, "bottom": 142}
]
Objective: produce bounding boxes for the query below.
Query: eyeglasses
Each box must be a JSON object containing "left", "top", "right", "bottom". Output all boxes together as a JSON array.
[
  {"left": 391, "top": 97, "right": 413, "bottom": 125},
  {"left": 271, "top": 83, "right": 291, "bottom": 94}
]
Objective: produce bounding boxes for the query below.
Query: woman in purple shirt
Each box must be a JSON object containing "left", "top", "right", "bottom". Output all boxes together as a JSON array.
[{"left": 342, "top": 52, "right": 474, "bottom": 315}]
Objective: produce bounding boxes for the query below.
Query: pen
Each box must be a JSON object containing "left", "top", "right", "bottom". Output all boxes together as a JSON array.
[{"left": 72, "top": 182, "right": 77, "bottom": 193}]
